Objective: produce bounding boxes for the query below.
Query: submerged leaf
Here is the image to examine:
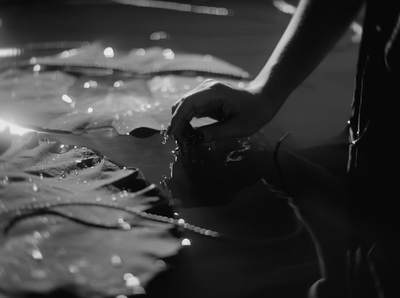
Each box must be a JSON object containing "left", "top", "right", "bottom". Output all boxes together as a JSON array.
[{"left": 0, "top": 132, "right": 181, "bottom": 298}]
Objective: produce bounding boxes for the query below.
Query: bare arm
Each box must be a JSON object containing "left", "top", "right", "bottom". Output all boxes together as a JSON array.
[
  {"left": 252, "top": 0, "right": 365, "bottom": 108},
  {"left": 168, "top": 0, "right": 365, "bottom": 143}
]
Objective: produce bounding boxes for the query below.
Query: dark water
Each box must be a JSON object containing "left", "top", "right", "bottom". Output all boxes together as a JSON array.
[{"left": 0, "top": 0, "right": 360, "bottom": 297}]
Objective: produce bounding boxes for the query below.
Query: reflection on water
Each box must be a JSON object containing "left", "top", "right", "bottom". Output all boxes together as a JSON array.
[{"left": 111, "top": 0, "right": 232, "bottom": 16}]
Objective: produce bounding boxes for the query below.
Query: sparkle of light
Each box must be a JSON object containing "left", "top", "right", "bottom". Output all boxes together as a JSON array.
[
  {"left": 104, "top": 47, "right": 115, "bottom": 58},
  {"left": 0, "top": 48, "right": 22, "bottom": 58},
  {"left": 33, "top": 64, "right": 41, "bottom": 72},
  {"left": 83, "top": 80, "right": 98, "bottom": 88},
  {"left": 181, "top": 238, "right": 191, "bottom": 246},
  {"left": 162, "top": 48, "right": 175, "bottom": 60},
  {"left": 61, "top": 94, "right": 73, "bottom": 103},
  {"left": 0, "top": 118, "right": 33, "bottom": 136}
]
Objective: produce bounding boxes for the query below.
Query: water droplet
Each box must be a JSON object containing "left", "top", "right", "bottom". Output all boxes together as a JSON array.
[
  {"left": 136, "top": 48, "right": 145, "bottom": 55},
  {"left": 117, "top": 218, "right": 131, "bottom": 230},
  {"left": 83, "top": 80, "right": 98, "bottom": 88},
  {"left": 124, "top": 273, "right": 140, "bottom": 287},
  {"left": 149, "top": 31, "right": 168, "bottom": 40},
  {"left": 31, "top": 249, "right": 43, "bottom": 260},
  {"left": 111, "top": 254, "right": 122, "bottom": 267},
  {"left": 113, "top": 80, "right": 123, "bottom": 88},
  {"left": 61, "top": 94, "right": 73, "bottom": 104},
  {"left": 162, "top": 48, "right": 175, "bottom": 60},
  {"left": 181, "top": 238, "right": 191, "bottom": 246},
  {"left": 68, "top": 265, "right": 80, "bottom": 274},
  {"left": 59, "top": 171, "right": 66, "bottom": 179},
  {"left": 33, "top": 64, "right": 41, "bottom": 72},
  {"left": 104, "top": 47, "right": 114, "bottom": 58}
]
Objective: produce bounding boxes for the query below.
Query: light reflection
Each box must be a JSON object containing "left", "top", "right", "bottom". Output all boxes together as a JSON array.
[
  {"left": 60, "top": 49, "right": 78, "bottom": 58},
  {"left": 104, "top": 47, "right": 115, "bottom": 58},
  {"left": 83, "top": 80, "right": 98, "bottom": 88},
  {"left": 33, "top": 64, "right": 41, "bottom": 72},
  {"left": 111, "top": 0, "right": 232, "bottom": 16},
  {"left": 273, "top": 0, "right": 362, "bottom": 42},
  {"left": 150, "top": 31, "right": 169, "bottom": 40},
  {"left": 61, "top": 94, "right": 73, "bottom": 103},
  {"left": 0, "top": 48, "right": 22, "bottom": 58},
  {"left": 113, "top": 80, "right": 123, "bottom": 88},
  {"left": 0, "top": 118, "right": 33, "bottom": 136},
  {"left": 136, "top": 48, "right": 146, "bottom": 56},
  {"left": 162, "top": 48, "right": 175, "bottom": 60},
  {"left": 272, "top": 0, "right": 296, "bottom": 14},
  {"left": 31, "top": 249, "right": 43, "bottom": 260},
  {"left": 181, "top": 238, "right": 191, "bottom": 246},
  {"left": 87, "top": 107, "right": 94, "bottom": 113}
]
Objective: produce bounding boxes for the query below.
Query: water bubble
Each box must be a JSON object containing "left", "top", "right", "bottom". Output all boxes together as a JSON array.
[{"left": 32, "top": 183, "right": 39, "bottom": 192}]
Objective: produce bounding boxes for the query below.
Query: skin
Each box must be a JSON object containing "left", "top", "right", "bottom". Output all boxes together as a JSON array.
[
  {"left": 167, "top": 0, "right": 365, "bottom": 143},
  {"left": 167, "top": 0, "right": 367, "bottom": 293}
]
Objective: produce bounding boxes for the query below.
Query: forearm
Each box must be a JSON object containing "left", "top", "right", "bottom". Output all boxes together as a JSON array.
[{"left": 252, "top": 0, "right": 364, "bottom": 109}]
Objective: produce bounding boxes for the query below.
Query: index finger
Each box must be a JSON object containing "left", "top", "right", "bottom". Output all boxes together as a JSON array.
[{"left": 168, "top": 84, "right": 217, "bottom": 137}]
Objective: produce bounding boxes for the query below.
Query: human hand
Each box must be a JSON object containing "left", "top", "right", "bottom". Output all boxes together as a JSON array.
[{"left": 167, "top": 79, "right": 278, "bottom": 144}]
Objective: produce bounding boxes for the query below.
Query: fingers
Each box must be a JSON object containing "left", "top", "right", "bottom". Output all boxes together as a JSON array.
[{"left": 168, "top": 79, "right": 221, "bottom": 139}]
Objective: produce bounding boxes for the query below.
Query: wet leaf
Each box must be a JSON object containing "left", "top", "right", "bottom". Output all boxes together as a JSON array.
[{"left": 0, "top": 133, "right": 181, "bottom": 298}]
